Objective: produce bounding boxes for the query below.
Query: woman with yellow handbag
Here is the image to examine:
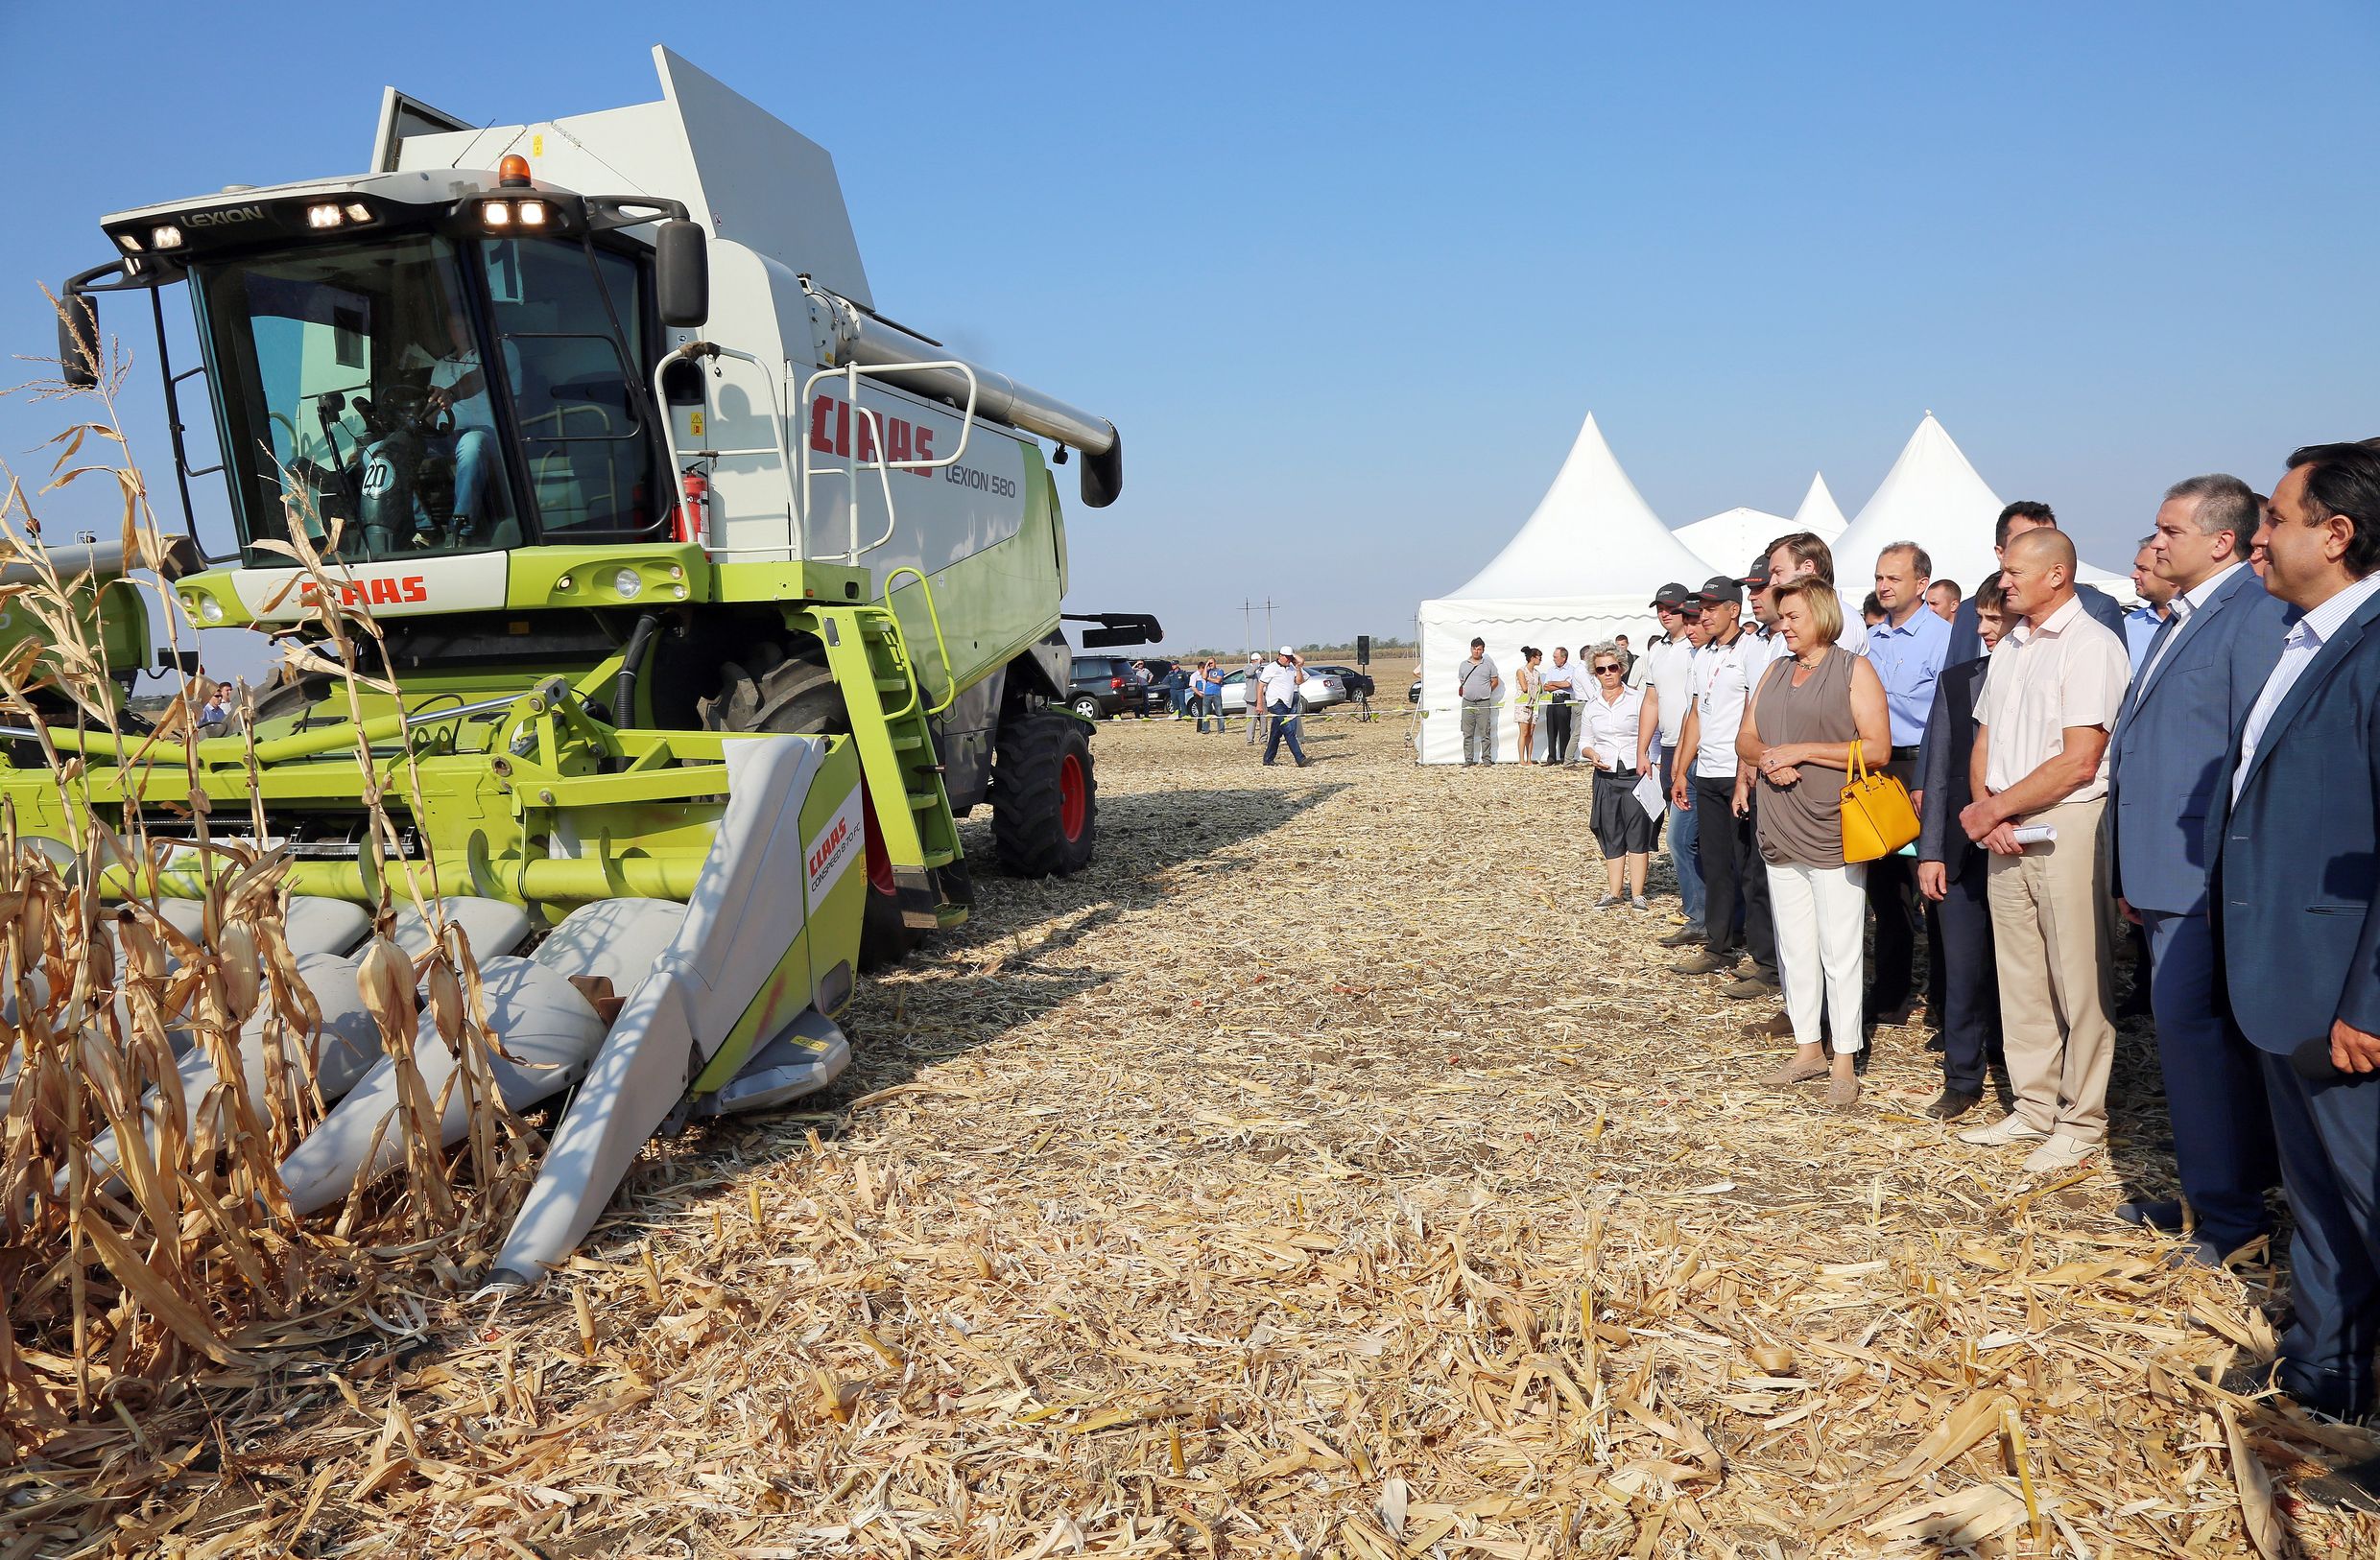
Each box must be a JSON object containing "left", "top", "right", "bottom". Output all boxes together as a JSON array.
[{"left": 1736, "top": 578, "right": 1896, "bottom": 1105}]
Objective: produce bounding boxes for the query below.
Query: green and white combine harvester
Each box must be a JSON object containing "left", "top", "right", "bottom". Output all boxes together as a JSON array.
[{"left": 30, "top": 48, "right": 1156, "bottom": 1288}]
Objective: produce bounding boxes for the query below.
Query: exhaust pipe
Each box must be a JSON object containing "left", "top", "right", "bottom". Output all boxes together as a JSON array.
[{"left": 810, "top": 289, "right": 1122, "bottom": 508}]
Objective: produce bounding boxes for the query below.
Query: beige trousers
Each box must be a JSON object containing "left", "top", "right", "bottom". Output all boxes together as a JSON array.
[{"left": 1986, "top": 796, "right": 2116, "bottom": 1142}]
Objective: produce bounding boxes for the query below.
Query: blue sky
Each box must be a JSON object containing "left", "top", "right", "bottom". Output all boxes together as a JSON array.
[{"left": 2, "top": 2, "right": 2373, "bottom": 659}]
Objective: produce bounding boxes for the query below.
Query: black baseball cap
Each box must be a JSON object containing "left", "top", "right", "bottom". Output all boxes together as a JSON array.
[
  {"left": 1738, "top": 559, "right": 1773, "bottom": 589},
  {"left": 1650, "top": 582, "right": 1694, "bottom": 610},
  {"left": 1692, "top": 575, "right": 1745, "bottom": 606}
]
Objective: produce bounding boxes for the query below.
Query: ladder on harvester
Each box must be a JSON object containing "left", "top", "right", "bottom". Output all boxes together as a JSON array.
[{"left": 802, "top": 586, "right": 969, "bottom": 933}]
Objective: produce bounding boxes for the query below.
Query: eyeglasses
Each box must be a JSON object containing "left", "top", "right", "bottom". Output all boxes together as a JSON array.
[{"left": 1593, "top": 664, "right": 1622, "bottom": 674}]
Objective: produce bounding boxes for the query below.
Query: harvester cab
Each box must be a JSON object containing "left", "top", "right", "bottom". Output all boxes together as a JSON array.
[{"left": 27, "top": 47, "right": 1149, "bottom": 1286}]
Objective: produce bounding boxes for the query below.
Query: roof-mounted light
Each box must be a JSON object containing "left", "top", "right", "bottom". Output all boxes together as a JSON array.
[
  {"left": 516, "top": 200, "right": 547, "bottom": 227},
  {"left": 115, "top": 230, "right": 143, "bottom": 253},
  {"left": 306, "top": 202, "right": 345, "bottom": 229},
  {"left": 483, "top": 201, "right": 512, "bottom": 228},
  {"left": 498, "top": 154, "right": 534, "bottom": 189},
  {"left": 150, "top": 225, "right": 185, "bottom": 250}
]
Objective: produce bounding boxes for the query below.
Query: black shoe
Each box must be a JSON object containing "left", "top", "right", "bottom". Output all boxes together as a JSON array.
[
  {"left": 2300, "top": 1456, "right": 2380, "bottom": 1515},
  {"left": 1866, "top": 999, "right": 1916, "bottom": 1028},
  {"left": 1926, "top": 1089, "right": 1984, "bottom": 1121},
  {"left": 1658, "top": 926, "right": 1703, "bottom": 948},
  {"left": 2160, "top": 1234, "right": 2235, "bottom": 1273},
  {"left": 1924, "top": 1032, "right": 1947, "bottom": 1052},
  {"left": 1671, "top": 950, "right": 1731, "bottom": 976},
  {"left": 2114, "top": 1197, "right": 2187, "bottom": 1234}
]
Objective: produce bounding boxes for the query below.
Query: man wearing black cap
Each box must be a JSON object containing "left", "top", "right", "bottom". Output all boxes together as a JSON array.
[
  {"left": 1670, "top": 577, "right": 1777, "bottom": 992},
  {"left": 1641, "top": 584, "right": 1704, "bottom": 933}
]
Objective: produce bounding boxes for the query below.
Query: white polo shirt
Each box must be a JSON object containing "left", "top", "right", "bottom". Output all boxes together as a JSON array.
[
  {"left": 1692, "top": 628, "right": 1762, "bottom": 779},
  {"left": 1642, "top": 634, "right": 1695, "bottom": 746},
  {"left": 1976, "top": 594, "right": 2130, "bottom": 803},
  {"left": 1257, "top": 660, "right": 1303, "bottom": 709}
]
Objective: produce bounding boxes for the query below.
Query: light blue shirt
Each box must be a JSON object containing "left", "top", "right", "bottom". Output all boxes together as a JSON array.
[
  {"left": 1862, "top": 603, "right": 1951, "bottom": 748},
  {"left": 2122, "top": 603, "right": 2167, "bottom": 676},
  {"left": 2233, "top": 572, "right": 2380, "bottom": 803}
]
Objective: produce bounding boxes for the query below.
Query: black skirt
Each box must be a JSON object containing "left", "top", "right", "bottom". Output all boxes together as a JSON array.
[{"left": 1590, "top": 765, "right": 1657, "bottom": 856}]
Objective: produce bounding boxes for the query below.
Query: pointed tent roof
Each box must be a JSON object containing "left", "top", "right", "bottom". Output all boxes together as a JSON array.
[
  {"left": 1445, "top": 413, "right": 1712, "bottom": 600},
  {"left": 1790, "top": 473, "right": 1849, "bottom": 538},
  {"left": 1674, "top": 507, "right": 1795, "bottom": 579},
  {"left": 1832, "top": 414, "right": 2009, "bottom": 596}
]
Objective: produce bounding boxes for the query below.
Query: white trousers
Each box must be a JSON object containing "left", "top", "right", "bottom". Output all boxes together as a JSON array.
[{"left": 1766, "top": 859, "right": 1868, "bottom": 1053}]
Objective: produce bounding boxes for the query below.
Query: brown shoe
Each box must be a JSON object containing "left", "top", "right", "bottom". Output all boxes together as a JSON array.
[
  {"left": 1762, "top": 1057, "right": 1829, "bottom": 1086},
  {"left": 1826, "top": 1074, "right": 1862, "bottom": 1107}
]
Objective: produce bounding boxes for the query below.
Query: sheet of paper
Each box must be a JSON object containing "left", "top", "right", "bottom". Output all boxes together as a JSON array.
[{"left": 1633, "top": 770, "right": 1666, "bottom": 822}]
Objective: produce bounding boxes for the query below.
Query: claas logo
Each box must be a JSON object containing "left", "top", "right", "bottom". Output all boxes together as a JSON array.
[
  {"left": 807, "top": 816, "right": 849, "bottom": 879},
  {"left": 299, "top": 576, "right": 430, "bottom": 606},
  {"left": 809, "top": 396, "right": 935, "bottom": 477}
]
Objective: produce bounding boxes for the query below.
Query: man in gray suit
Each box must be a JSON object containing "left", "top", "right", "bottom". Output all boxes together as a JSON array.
[{"left": 2107, "top": 474, "right": 2288, "bottom": 1265}]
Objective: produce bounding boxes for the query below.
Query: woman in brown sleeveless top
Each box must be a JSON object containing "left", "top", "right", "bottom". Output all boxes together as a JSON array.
[{"left": 1735, "top": 579, "right": 1892, "bottom": 1105}]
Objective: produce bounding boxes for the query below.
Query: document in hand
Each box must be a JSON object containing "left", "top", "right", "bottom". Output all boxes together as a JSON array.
[{"left": 1632, "top": 770, "right": 1666, "bottom": 822}]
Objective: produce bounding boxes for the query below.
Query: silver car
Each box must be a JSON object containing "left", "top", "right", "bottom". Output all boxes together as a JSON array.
[{"left": 1219, "top": 667, "right": 1346, "bottom": 714}]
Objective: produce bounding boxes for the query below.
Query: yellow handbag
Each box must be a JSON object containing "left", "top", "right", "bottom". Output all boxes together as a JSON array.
[{"left": 1841, "top": 739, "right": 1920, "bottom": 863}]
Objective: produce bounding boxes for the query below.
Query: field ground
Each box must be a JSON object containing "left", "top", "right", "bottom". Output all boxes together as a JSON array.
[{"left": 121, "top": 715, "right": 2380, "bottom": 1555}]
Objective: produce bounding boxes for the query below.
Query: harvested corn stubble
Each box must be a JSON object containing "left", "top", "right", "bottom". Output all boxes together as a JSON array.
[{"left": 17, "top": 712, "right": 2380, "bottom": 1556}]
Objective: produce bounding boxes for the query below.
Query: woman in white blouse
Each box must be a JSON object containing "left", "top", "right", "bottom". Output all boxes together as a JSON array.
[{"left": 1579, "top": 643, "right": 1655, "bottom": 909}]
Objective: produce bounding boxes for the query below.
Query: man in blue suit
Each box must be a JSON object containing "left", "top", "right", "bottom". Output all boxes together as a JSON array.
[
  {"left": 2107, "top": 474, "right": 2287, "bottom": 1266},
  {"left": 1946, "top": 502, "right": 2129, "bottom": 667},
  {"left": 2217, "top": 441, "right": 2380, "bottom": 1421}
]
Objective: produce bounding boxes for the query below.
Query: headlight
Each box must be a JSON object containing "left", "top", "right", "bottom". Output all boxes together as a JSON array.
[
  {"left": 197, "top": 596, "right": 226, "bottom": 624},
  {"left": 611, "top": 568, "right": 643, "bottom": 600}
]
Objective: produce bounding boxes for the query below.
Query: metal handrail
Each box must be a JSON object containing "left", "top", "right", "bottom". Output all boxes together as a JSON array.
[
  {"left": 797, "top": 359, "right": 981, "bottom": 565},
  {"left": 881, "top": 566, "right": 956, "bottom": 716},
  {"left": 649, "top": 343, "right": 801, "bottom": 555}
]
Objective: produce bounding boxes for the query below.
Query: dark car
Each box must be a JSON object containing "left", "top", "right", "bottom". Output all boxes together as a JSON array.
[
  {"left": 1066, "top": 654, "right": 1164, "bottom": 720},
  {"left": 1308, "top": 663, "right": 1375, "bottom": 700}
]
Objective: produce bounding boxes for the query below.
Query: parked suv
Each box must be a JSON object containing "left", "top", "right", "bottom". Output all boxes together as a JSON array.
[{"left": 1067, "top": 654, "right": 1154, "bottom": 721}]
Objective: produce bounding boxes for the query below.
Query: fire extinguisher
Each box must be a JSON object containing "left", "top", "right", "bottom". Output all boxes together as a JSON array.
[{"left": 678, "top": 465, "right": 708, "bottom": 545}]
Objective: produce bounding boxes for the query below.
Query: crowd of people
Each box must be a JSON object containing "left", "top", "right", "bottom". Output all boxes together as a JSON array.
[{"left": 1454, "top": 441, "right": 2380, "bottom": 1427}]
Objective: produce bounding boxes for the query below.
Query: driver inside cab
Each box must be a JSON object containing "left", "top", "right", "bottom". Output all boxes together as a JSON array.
[{"left": 394, "top": 306, "right": 497, "bottom": 544}]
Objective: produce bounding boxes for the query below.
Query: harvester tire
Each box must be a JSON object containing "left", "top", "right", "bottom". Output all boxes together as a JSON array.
[
  {"left": 702, "top": 647, "right": 923, "bottom": 969},
  {"left": 990, "top": 715, "right": 1095, "bottom": 878}
]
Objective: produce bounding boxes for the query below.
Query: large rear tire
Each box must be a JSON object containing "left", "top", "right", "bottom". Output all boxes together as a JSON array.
[
  {"left": 702, "top": 646, "right": 923, "bottom": 969},
  {"left": 991, "top": 715, "right": 1096, "bottom": 878}
]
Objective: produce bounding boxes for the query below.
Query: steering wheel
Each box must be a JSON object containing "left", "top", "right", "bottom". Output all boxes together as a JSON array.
[{"left": 369, "top": 382, "right": 453, "bottom": 437}]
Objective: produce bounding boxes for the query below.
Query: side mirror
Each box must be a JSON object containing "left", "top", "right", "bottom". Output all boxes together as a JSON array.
[
  {"left": 58, "top": 294, "right": 98, "bottom": 389},
  {"left": 654, "top": 221, "right": 708, "bottom": 328}
]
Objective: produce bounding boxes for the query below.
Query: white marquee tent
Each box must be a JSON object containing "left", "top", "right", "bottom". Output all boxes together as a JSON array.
[
  {"left": 1416, "top": 413, "right": 1712, "bottom": 764},
  {"left": 1674, "top": 507, "right": 1796, "bottom": 579},
  {"left": 1789, "top": 472, "right": 1849, "bottom": 538},
  {"left": 1830, "top": 413, "right": 2132, "bottom": 603}
]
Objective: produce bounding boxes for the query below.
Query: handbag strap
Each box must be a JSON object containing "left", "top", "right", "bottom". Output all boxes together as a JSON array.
[{"left": 1847, "top": 738, "right": 1868, "bottom": 784}]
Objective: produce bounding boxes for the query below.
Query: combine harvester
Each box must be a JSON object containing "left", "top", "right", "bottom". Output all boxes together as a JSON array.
[{"left": 31, "top": 48, "right": 1153, "bottom": 1287}]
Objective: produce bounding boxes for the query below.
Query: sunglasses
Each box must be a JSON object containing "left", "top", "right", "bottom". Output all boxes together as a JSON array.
[{"left": 1593, "top": 664, "right": 1622, "bottom": 674}]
